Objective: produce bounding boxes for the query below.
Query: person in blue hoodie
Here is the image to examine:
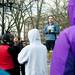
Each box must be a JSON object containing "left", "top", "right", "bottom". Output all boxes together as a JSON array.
[{"left": 44, "top": 16, "right": 60, "bottom": 51}]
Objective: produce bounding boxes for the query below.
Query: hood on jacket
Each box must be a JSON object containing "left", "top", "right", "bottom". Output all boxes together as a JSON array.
[{"left": 28, "top": 29, "right": 41, "bottom": 44}]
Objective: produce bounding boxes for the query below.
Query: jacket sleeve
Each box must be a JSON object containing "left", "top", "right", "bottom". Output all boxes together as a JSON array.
[
  {"left": 50, "top": 31, "right": 70, "bottom": 75},
  {"left": 54, "top": 24, "right": 60, "bottom": 34},
  {"left": 18, "top": 46, "right": 30, "bottom": 64},
  {"left": 43, "top": 25, "right": 48, "bottom": 34}
]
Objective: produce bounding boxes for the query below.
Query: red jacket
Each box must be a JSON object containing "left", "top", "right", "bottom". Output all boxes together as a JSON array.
[{"left": 0, "top": 45, "right": 14, "bottom": 70}]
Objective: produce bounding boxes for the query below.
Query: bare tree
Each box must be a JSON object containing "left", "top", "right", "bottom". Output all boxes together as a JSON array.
[
  {"left": 35, "top": 0, "right": 44, "bottom": 29},
  {"left": 4, "top": 0, "right": 33, "bottom": 38},
  {"left": 50, "top": 0, "right": 68, "bottom": 29}
]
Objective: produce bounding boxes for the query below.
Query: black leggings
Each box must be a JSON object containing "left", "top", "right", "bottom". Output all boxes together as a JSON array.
[{"left": 46, "top": 40, "right": 55, "bottom": 51}]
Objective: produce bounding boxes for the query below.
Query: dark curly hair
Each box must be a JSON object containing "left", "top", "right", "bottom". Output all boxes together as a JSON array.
[{"left": 2, "top": 31, "right": 14, "bottom": 45}]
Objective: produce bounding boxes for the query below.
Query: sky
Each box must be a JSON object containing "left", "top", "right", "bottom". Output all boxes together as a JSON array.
[{"left": 31, "top": 0, "right": 55, "bottom": 15}]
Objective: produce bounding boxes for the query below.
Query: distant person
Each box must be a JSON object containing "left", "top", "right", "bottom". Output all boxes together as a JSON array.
[
  {"left": 44, "top": 16, "right": 60, "bottom": 51},
  {"left": 8, "top": 36, "right": 24, "bottom": 75},
  {"left": 18, "top": 29, "right": 48, "bottom": 75},
  {"left": 50, "top": 26, "right": 75, "bottom": 75}
]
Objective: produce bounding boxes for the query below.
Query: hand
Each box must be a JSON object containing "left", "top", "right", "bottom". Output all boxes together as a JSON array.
[{"left": 48, "top": 29, "right": 51, "bottom": 33}]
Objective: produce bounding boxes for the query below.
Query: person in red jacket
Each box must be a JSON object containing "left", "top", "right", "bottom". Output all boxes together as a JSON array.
[{"left": 0, "top": 33, "right": 15, "bottom": 75}]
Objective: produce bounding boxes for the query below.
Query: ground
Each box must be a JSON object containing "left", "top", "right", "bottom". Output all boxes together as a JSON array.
[{"left": 48, "top": 51, "right": 52, "bottom": 75}]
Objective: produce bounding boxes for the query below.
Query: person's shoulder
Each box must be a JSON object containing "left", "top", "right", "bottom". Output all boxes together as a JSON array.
[
  {"left": 44, "top": 23, "right": 48, "bottom": 27},
  {"left": 23, "top": 45, "right": 30, "bottom": 49},
  {"left": 53, "top": 23, "right": 58, "bottom": 27},
  {"left": 62, "top": 26, "right": 75, "bottom": 33},
  {"left": 53, "top": 22, "right": 58, "bottom": 25},
  {"left": 68, "top": 26, "right": 75, "bottom": 30},
  {"left": 20, "top": 45, "right": 31, "bottom": 53},
  {"left": 59, "top": 26, "right": 75, "bottom": 38}
]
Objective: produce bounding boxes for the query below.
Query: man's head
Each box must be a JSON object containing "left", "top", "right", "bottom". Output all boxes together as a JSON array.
[{"left": 2, "top": 31, "right": 14, "bottom": 44}]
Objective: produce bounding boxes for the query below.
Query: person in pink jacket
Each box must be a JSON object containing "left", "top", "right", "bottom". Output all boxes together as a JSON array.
[{"left": 50, "top": 26, "right": 75, "bottom": 75}]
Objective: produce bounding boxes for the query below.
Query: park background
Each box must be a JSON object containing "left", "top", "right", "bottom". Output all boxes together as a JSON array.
[
  {"left": 0, "top": 0, "right": 69, "bottom": 75},
  {"left": 0, "top": 0, "right": 68, "bottom": 43}
]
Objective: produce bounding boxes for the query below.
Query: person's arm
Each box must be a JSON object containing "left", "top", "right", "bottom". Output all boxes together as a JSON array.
[
  {"left": 50, "top": 31, "right": 70, "bottom": 75},
  {"left": 54, "top": 24, "right": 60, "bottom": 34},
  {"left": 43, "top": 25, "right": 49, "bottom": 34},
  {"left": 18, "top": 46, "right": 30, "bottom": 64}
]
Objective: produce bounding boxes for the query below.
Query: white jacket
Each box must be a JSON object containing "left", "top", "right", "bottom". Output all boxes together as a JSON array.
[{"left": 18, "top": 29, "right": 48, "bottom": 75}]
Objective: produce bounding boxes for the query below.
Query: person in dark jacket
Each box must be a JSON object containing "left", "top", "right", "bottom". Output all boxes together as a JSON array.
[{"left": 8, "top": 36, "right": 25, "bottom": 75}]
